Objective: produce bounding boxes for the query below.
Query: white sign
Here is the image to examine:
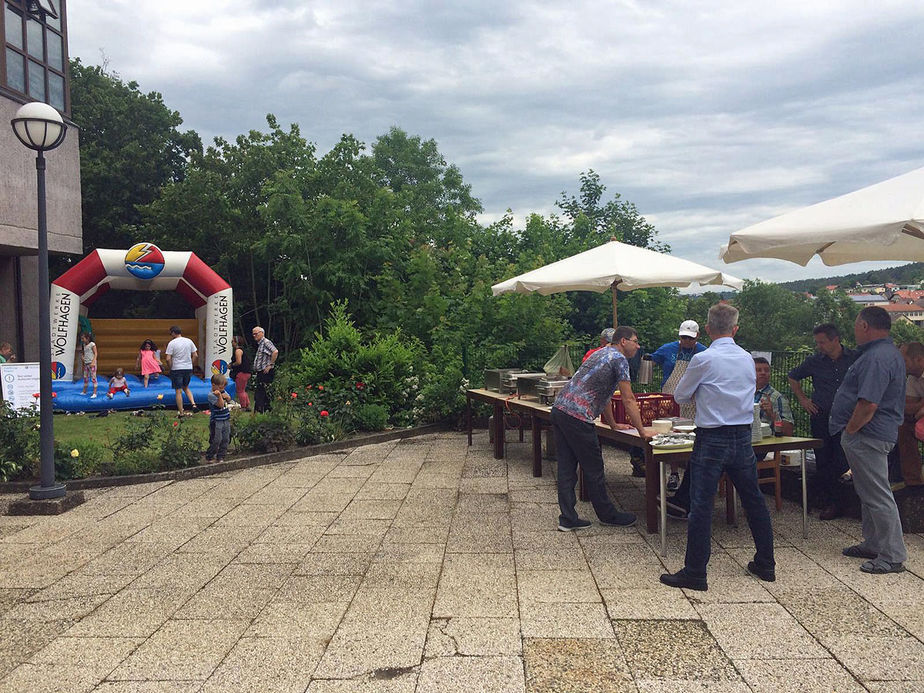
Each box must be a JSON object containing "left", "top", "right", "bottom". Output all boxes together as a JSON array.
[{"left": 0, "top": 362, "right": 41, "bottom": 412}]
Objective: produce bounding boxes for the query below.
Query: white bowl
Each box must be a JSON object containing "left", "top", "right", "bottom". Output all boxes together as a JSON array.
[
  {"left": 673, "top": 424, "right": 696, "bottom": 433},
  {"left": 651, "top": 419, "right": 673, "bottom": 434}
]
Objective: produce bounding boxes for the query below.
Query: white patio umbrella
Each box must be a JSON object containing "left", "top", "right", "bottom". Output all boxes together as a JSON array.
[
  {"left": 492, "top": 238, "right": 744, "bottom": 325},
  {"left": 721, "top": 166, "right": 924, "bottom": 266}
]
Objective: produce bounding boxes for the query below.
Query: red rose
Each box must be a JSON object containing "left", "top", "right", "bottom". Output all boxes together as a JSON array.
[
  {"left": 318, "top": 385, "right": 324, "bottom": 391},
  {"left": 356, "top": 382, "right": 364, "bottom": 389},
  {"left": 307, "top": 402, "right": 312, "bottom": 406},
  {"left": 173, "top": 421, "right": 179, "bottom": 427},
  {"left": 291, "top": 392, "right": 298, "bottom": 399},
  {"left": 320, "top": 410, "right": 329, "bottom": 417}
]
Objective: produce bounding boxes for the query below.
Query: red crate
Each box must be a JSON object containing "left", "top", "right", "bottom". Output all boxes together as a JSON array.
[{"left": 611, "top": 392, "right": 679, "bottom": 426}]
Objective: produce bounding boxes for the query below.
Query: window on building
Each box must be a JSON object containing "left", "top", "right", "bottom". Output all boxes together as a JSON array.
[{"left": 1, "top": 0, "right": 67, "bottom": 112}]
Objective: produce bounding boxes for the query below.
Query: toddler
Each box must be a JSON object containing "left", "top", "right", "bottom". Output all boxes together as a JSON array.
[
  {"left": 136, "top": 339, "right": 163, "bottom": 387},
  {"left": 79, "top": 332, "right": 98, "bottom": 398},
  {"left": 205, "top": 373, "right": 232, "bottom": 463},
  {"left": 107, "top": 368, "right": 131, "bottom": 399}
]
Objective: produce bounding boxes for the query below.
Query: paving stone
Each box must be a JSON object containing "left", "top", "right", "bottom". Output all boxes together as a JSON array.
[
  {"left": 109, "top": 618, "right": 249, "bottom": 681},
  {"left": 295, "top": 552, "right": 373, "bottom": 576},
  {"left": 735, "top": 658, "right": 868, "bottom": 692},
  {"left": 520, "top": 602, "right": 614, "bottom": 638},
  {"left": 614, "top": 619, "right": 740, "bottom": 682},
  {"left": 517, "top": 569, "right": 601, "bottom": 603},
  {"left": 523, "top": 637, "right": 635, "bottom": 692},
  {"left": 824, "top": 634, "right": 924, "bottom": 683},
  {"left": 416, "top": 656, "right": 524, "bottom": 693},
  {"left": 199, "top": 635, "right": 325, "bottom": 692},
  {"left": 695, "top": 603, "right": 828, "bottom": 660},
  {"left": 28, "top": 636, "right": 143, "bottom": 674},
  {"left": 601, "top": 587, "right": 699, "bottom": 620},
  {"left": 424, "top": 617, "right": 522, "bottom": 657},
  {"left": 306, "top": 676, "right": 418, "bottom": 693},
  {"left": 63, "top": 588, "right": 187, "bottom": 638},
  {"left": 0, "top": 663, "right": 102, "bottom": 692},
  {"left": 174, "top": 563, "right": 296, "bottom": 620}
]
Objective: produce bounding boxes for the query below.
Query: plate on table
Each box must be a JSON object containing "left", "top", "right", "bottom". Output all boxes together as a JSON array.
[
  {"left": 673, "top": 425, "right": 696, "bottom": 433},
  {"left": 651, "top": 440, "right": 695, "bottom": 450}
]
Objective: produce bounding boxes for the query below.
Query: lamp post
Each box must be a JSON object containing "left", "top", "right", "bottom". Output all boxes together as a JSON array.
[{"left": 11, "top": 102, "right": 67, "bottom": 500}]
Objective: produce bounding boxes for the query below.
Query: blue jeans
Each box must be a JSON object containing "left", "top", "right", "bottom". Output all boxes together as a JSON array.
[
  {"left": 684, "top": 425, "right": 775, "bottom": 579},
  {"left": 207, "top": 418, "right": 230, "bottom": 460},
  {"left": 551, "top": 408, "right": 621, "bottom": 524}
]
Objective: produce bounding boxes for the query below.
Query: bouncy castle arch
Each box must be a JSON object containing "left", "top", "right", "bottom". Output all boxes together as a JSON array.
[{"left": 49, "top": 243, "right": 233, "bottom": 381}]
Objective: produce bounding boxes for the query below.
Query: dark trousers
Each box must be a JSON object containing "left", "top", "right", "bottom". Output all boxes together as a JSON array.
[
  {"left": 810, "top": 411, "right": 849, "bottom": 507},
  {"left": 684, "top": 425, "right": 775, "bottom": 579},
  {"left": 254, "top": 369, "right": 275, "bottom": 413},
  {"left": 551, "top": 408, "right": 620, "bottom": 524},
  {"left": 206, "top": 418, "right": 230, "bottom": 460}
]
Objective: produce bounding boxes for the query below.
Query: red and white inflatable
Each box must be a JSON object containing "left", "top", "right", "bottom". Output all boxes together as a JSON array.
[{"left": 50, "top": 243, "right": 233, "bottom": 381}]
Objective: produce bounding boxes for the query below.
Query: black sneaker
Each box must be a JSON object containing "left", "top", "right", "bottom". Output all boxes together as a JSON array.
[
  {"left": 630, "top": 461, "right": 646, "bottom": 478},
  {"left": 746, "top": 561, "right": 776, "bottom": 582},
  {"left": 599, "top": 512, "right": 637, "bottom": 527},
  {"left": 558, "top": 517, "right": 592, "bottom": 532}
]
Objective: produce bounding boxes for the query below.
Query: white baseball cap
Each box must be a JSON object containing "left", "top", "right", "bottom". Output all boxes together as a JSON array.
[{"left": 678, "top": 320, "right": 699, "bottom": 338}]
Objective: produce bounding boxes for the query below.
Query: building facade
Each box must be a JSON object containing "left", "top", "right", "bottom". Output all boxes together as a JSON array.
[{"left": 0, "top": 0, "right": 80, "bottom": 362}]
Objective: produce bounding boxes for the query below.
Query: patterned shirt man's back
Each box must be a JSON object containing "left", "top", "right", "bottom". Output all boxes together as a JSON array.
[{"left": 553, "top": 347, "right": 630, "bottom": 423}]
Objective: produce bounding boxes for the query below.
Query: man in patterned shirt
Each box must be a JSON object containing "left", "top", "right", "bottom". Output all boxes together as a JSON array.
[
  {"left": 754, "top": 357, "right": 794, "bottom": 436},
  {"left": 551, "top": 326, "right": 654, "bottom": 531},
  {"left": 251, "top": 326, "right": 279, "bottom": 413}
]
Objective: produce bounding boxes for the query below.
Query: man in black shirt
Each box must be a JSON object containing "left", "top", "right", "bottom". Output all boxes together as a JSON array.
[{"left": 788, "top": 323, "right": 856, "bottom": 519}]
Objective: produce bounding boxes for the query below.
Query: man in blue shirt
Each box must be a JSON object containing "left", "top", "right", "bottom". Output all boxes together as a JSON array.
[
  {"left": 552, "top": 326, "right": 653, "bottom": 531},
  {"left": 788, "top": 324, "right": 856, "bottom": 520},
  {"left": 660, "top": 303, "right": 775, "bottom": 591},
  {"left": 829, "top": 306, "right": 907, "bottom": 574},
  {"left": 649, "top": 320, "right": 707, "bottom": 389}
]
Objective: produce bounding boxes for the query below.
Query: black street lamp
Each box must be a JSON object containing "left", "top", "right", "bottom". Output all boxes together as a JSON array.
[{"left": 11, "top": 101, "right": 67, "bottom": 500}]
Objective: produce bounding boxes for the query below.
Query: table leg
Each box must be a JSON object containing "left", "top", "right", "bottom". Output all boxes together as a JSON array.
[
  {"left": 519, "top": 417, "right": 525, "bottom": 442},
  {"left": 492, "top": 403, "right": 504, "bottom": 459},
  {"left": 531, "top": 415, "right": 542, "bottom": 477},
  {"left": 801, "top": 449, "right": 808, "bottom": 539},
  {"left": 579, "top": 468, "right": 588, "bottom": 502},
  {"left": 660, "top": 457, "right": 667, "bottom": 556},
  {"left": 645, "top": 446, "right": 658, "bottom": 534},
  {"left": 466, "top": 393, "right": 472, "bottom": 447}
]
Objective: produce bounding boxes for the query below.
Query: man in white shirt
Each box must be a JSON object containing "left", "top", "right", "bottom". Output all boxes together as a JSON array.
[
  {"left": 659, "top": 303, "right": 775, "bottom": 592},
  {"left": 165, "top": 325, "right": 198, "bottom": 416}
]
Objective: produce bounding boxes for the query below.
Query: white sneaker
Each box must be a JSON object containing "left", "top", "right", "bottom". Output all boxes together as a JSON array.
[{"left": 90, "top": 394, "right": 97, "bottom": 399}]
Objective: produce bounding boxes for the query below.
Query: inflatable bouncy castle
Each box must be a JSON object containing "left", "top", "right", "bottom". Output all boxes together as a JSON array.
[{"left": 49, "top": 244, "right": 234, "bottom": 411}]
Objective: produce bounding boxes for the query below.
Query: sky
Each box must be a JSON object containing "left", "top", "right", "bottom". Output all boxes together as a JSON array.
[{"left": 66, "top": 0, "right": 924, "bottom": 286}]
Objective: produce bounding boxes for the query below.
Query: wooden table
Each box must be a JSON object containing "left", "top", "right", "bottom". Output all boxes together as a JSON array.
[{"left": 466, "top": 389, "right": 821, "bottom": 545}]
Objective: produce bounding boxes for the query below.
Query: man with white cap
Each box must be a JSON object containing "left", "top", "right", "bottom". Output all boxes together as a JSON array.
[
  {"left": 650, "top": 320, "right": 707, "bottom": 390},
  {"left": 649, "top": 320, "right": 707, "bottom": 489}
]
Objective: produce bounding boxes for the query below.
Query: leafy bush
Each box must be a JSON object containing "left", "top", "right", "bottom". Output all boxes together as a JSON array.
[
  {"left": 0, "top": 401, "right": 38, "bottom": 481},
  {"left": 54, "top": 439, "right": 106, "bottom": 479},
  {"left": 353, "top": 403, "right": 388, "bottom": 431},
  {"left": 102, "top": 450, "right": 160, "bottom": 477},
  {"left": 233, "top": 412, "right": 294, "bottom": 453},
  {"left": 158, "top": 419, "right": 203, "bottom": 469}
]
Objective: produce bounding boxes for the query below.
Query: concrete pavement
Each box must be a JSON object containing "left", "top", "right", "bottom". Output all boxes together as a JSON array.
[{"left": 0, "top": 431, "right": 921, "bottom": 692}]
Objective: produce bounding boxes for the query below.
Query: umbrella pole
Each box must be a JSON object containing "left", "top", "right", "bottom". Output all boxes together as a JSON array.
[{"left": 611, "top": 282, "right": 618, "bottom": 327}]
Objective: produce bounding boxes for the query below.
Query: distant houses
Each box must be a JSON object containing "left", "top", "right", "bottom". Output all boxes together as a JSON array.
[{"left": 817, "top": 281, "right": 924, "bottom": 327}]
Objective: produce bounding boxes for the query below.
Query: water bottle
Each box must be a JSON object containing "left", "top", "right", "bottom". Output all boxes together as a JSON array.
[{"left": 638, "top": 355, "right": 653, "bottom": 385}]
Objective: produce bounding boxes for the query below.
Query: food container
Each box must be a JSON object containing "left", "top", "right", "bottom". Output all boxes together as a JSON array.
[
  {"left": 515, "top": 373, "right": 548, "bottom": 399},
  {"left": 760, "top": 422, "right": 772, "bottom": 438},
  {"left": 501, "top": 372, "right": 546, "bottom": 394},
  {"left": 537, "top": 377, "right": 570, "bottom": 405},
  {"left": 651, "top": 419, "right": 673, "bottom": 434},
  {"left": 484, "top": 368, "right": 526, "bottom": 392}
]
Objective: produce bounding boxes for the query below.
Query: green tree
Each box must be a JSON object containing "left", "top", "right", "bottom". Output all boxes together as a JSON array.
[
  {"left": 734, "top": 280, "right": 814, "bottom": 351},
  {"left": 69, "top": 59, "right": 201, "bottom": 253}
]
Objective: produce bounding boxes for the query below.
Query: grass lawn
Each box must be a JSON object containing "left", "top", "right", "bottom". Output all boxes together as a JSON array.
[{"left": 53, "top": 410, "right": 212, "bottom": 462}]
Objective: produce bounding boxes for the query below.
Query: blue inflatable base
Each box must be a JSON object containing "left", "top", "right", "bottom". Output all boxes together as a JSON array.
[{"left": 53, "top": 374, "right": 236, "bottom": 412}]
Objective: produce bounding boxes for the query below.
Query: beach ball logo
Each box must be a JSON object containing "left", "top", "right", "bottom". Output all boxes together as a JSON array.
[
  {"left": 211, "top": 359, "right": 228, "bottom": 375},
  {"left": 50, "top": 361, "right": 66, "bottom": 379},
  {"left": 125, "top": 242, "right": 165, "bottom": 280}
]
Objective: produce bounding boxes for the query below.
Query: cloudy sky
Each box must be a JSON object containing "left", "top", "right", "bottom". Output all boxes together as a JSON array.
[{"left": 67, "top": 0, "right": 924, "bottom": 285}]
